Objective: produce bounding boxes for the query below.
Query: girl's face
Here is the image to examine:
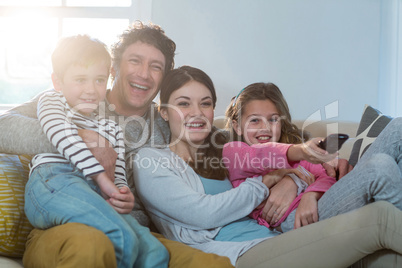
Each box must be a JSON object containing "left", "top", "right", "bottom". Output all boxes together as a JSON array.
[
  {"left": 161, "top": 80, "right": 214, "bottom": 146},
  {"left": 234, "top": 99, "right": 282, "bottom": 145}
]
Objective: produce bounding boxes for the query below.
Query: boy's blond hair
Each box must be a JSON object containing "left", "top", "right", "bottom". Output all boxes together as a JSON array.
[{"left": 52, "top": 35, "right": 111, "bottom": 79}]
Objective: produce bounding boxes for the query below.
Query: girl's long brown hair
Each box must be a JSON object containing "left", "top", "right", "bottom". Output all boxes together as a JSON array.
[{"left": 225, "top": 82, "right": 309, "bottom": 144}]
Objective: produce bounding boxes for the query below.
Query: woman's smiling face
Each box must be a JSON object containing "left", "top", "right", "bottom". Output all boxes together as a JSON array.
[{"left": 161, "top": 80, "right": 214, "bottom": 147}]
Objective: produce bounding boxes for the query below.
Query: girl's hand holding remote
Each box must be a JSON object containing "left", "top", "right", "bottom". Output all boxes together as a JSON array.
[{"left": 288, "top": 138, "right": 338, "bottom": 164}]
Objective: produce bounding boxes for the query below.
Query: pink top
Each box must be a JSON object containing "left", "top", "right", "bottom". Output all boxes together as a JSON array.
[{"left": 222, "top": 141, "right": 336, "bottom": 228}]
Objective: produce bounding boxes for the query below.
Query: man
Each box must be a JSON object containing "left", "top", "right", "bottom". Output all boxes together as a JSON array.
[{"left": 0, "top": 21, "right": 233, "bottom": 267}]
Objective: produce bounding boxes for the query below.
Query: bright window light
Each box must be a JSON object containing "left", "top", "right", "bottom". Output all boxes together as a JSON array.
[
  {"left": 66, "top": 0, "right": 131, "bottom": 7},
  {"left": 0, "top": 2, "right": 133, "bottom": 105},
  {"left": 63, "top": 18, "right": 129, "bottom": 48},
  {"left": 0, "top": 0, "right": 131, "bottom": 7},
  {"left": 2, "top": 17, "right": 57, "bottom": 79},
  {"left": 0, "top": 0, "right": 61, "bottom": 6}
]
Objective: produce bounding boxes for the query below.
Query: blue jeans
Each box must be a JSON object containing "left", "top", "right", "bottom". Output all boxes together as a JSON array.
[
  {"left": 25, "top": 163, "right": 169, "bottom": 268},
  {"left": 281, "top": 117, "right": 402, "bottom": 232}
]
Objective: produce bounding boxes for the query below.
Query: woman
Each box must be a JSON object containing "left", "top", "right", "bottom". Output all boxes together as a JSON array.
[{"left": 133, "top": 65, "right": 402, "bottom": 267}]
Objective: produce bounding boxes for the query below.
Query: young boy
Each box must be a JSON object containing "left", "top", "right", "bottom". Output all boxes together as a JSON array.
[{"left": 24, "top": 34, "right": 169, "bottom": 268}]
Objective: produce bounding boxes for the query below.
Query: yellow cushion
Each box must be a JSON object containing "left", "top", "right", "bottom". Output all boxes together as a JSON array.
[{"left": 0, "top": 154, "right": 33, "bottom": 257}]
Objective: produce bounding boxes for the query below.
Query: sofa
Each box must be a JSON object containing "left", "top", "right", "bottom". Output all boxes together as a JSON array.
[{"left": 0, "top": 104, "right": 393, "bottom": 267}]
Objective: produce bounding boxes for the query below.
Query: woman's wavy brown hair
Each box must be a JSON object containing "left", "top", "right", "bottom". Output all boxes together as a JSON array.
[{"left": 225, "top": 82, "right": 309, "bottom": 144}]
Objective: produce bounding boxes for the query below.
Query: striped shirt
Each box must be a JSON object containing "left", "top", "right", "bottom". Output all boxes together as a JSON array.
[{"left": 30, "top": 91, "right": 127, "bottom": 189}]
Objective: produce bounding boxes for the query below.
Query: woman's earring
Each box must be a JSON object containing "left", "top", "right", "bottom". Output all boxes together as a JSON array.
[{"left": 164, "top": 117, "right": 168, "bottom": 121}]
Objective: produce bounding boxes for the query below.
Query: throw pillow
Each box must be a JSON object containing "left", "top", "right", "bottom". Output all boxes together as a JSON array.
[
  {"left": 0, "top": 154, "right": 33, "bottom": 257},
  {"left": 349, "top": 105, "right": 393, "bottom": 166}
]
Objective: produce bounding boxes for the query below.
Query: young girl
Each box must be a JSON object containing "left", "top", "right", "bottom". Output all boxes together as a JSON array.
[{"left": 224, "top": 82, "right": 338, "bottom": 232}]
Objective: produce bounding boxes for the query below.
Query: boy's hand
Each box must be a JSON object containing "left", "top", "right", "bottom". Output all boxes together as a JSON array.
[
  {"left": 108, "top": 187, "right": 135, "bottom": 214},
  {"left": 78, "top": 129, "right": 117, "bottom": 181}
]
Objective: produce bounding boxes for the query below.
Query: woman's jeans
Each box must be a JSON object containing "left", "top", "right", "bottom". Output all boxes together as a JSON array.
[
  {"left": 24, "top": 163, "right": 169, "bottom": 268},
  {"left": 281, "top": 117, "right": 402, "bottom": 232}
]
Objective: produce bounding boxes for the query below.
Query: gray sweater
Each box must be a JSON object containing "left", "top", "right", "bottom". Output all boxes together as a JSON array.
[
  {"left": 0, "top": 89, "right": 170, "bottom": 226},
  {"left": 133, "top": 146, "right": 273, "bottom": 265}
]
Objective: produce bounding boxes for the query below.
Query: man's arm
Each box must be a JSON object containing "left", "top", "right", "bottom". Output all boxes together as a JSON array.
[
  {"left": 78, "top": 129, "right": 117, "bottom": 181},
  {"left": 0, "top": 91, "right": 55, "bottom": 155}
]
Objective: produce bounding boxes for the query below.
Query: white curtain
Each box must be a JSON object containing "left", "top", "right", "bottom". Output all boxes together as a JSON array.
[{"left": 378, "top": 0, "right": 402, "bottom": 117}]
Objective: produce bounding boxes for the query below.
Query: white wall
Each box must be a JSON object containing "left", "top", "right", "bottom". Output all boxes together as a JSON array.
[{"left": 149, "top": 0, "right": 386, "bottom": 122}]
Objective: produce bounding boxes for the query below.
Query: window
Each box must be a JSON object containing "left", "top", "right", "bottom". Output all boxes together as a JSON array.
[
  {"left": 378, "top": 0, "right": 402, "bottom": 117},
  {"left": 0, "top": 0, "right": 150, "bottom": 106},
  {"left": 396, "top": 0, "right": 402, "bottom": 116}
]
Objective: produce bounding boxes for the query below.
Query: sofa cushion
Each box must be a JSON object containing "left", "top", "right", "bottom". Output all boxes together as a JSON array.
[
  {"left": 0, "top": 154, "right": 33, "bottom": 257},
  {"left": 349, "top": 105, "right": 393, "bottom": 167}
]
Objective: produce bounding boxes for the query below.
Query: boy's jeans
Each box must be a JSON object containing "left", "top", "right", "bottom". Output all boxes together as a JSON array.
[{"left": 25, "top": 163, "right": 169, "bottom": 268}]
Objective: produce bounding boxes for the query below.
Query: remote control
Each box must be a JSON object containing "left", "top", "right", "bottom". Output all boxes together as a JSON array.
[{"left": 317, "top": 133, "right": 349, "bottom": 154}]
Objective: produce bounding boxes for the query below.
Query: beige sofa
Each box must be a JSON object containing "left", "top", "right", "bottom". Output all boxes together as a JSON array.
[
  {"left": 0, "top": 258, "right": 22, "bottom": 268},
  {"left": 0, "top": 119, "right": 359, "bottom": 267}
]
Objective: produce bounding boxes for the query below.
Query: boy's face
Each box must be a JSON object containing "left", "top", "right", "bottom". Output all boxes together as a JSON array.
[
  {"left": 111, "top": 41, "right": 165, "bottom": 116},
  {"left": 53, "top": 62, "right": 109, "bottom": 116}
]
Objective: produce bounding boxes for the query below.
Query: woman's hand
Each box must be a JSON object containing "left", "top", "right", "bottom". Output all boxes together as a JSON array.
[
  {"left": 107, "top": 186, "right": 135, "bottom": 214},
  {"left": 294, "top": 192, "right": 322, "bottom": 229},
  {"left": 288, "top": 138, "right": 337, "bottom": 164},
  {"left": 261, "top": 175, "right": 298, "bottom": 225}
]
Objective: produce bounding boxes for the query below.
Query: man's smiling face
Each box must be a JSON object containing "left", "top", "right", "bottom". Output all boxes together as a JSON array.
[{"left": 111, "top": 41, "right": 166, "bottom": 116}]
